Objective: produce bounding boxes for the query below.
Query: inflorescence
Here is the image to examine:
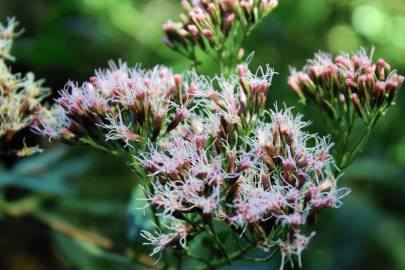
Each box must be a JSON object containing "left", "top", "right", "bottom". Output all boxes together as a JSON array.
[
  {"left": 0, "top": 18, "right": 48, "bottom": 156},
  {"left": 4, "top": 4, "right": 404, "bottom": 269},
  {"left": 34, "top": 59, "right": 350, "bottom": 268},
  {"left": 134, "top": 63, "right": 348, "bottom": 269},
  {"left": 138, "top": 104, "right": 349, "bottom": 269},
  {"left": 288, "top": 49, "right": 404, "bottom": 168},
  {"left": 34, "top": 62, "right": 204, "bottom": 156},
  {"left": 163, "top": 0, "right": 278, "bottom": 73},
  {"left": 34, "top": 61, "right": 275, "bottom": 158},
  {"left": 289, "top": 48, "right": 403, "bottom": 124}
]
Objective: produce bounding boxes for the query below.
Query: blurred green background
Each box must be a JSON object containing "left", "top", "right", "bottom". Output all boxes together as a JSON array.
[{"left": 1, "top": 0, "right": 405, "bottom": 269}]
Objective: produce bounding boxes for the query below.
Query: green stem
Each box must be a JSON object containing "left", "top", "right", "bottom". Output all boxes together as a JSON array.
[
  {"left": 207, "top": 224, "right": 232, "bottom": 265},
  {"left": 242, "top": 248, "right": 278, "bottom": 262},
  {"left": 336, "top": 108, "right": 356, "bottom": 169},
  {"left": 175, "top": 251, "right": 183, "bottom": 270},
  {"left": 187, "top": 252, "right": 213, "bottom": 269},
  {"left": 148, "top": 184, "right": 162, "bottom": 229},
  {"left": 136, "top": 166, "right": 161, "bottom": 229},
  {"left": 344, "top": 112, "right": 381, "bottom": 167},
  {"left": 196, "top": 245, "right": 252, "bottom": 270},
  {"left": 346, "top": 127, "right": 372, "bottom": 166},
  {"left": 80, "top": 137, "right": 118, "bottom": 156}
]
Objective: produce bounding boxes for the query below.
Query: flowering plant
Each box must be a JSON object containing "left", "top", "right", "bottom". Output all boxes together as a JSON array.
[
  {"left": 3, "top": 1, "right": 404, "bottom": 269},
  {"left": 0, "top": 18, "right": 48, "bottom": 156},
  {"left": 163, "top": 0, "right": 278, "bottom": 74},
  {"left": 288, "top": 49, "right": 403, "bottom": 168}
]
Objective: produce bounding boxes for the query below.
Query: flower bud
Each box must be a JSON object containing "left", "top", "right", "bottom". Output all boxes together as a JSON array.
[
  {"left": 224, "top": 14, "right": 235, "bottom": 35},
  {"left": 283, "top": 159, "right": 295, "bottom": 183},
  {"left": 202, "top": 28, "right": 213, "bottom": 40},
  {"left": 179, "top": 13, "right": 189, "bottom": 24},
  {"left": 261, "top": 172, "right": 271, "bottom": 190},
  {"left": 263, "top": 0, "right": 279, "bottom": 12},
  {"left": 350, "top": 93, "right": 362, "bottom": 116},
  {"left": 167, "top": 107, "right": 189, "bottom": 132},
  {"left": 195, "top": 135, "right": 207, "bottom": 151},
  {"left": 60, "top": 127, "right": 76, "bottom": 141},
  {"left": 181, "top": 0, "right": 191, "bottom": 11},
  {"left": 339, "top": 94, "right": 345, "bottom": 103},
  {"left": 174, "top": 74, "right": 183, "bottom": 92},
  {"left": 236, "top": 158, "right": 253, "bottom": 173},
  {"left": 220, "top": 0, "right": 238, "bottom": 12},
  {"left": 376, "top": 58, "right": 390, "bottom": 80},
  {"left": 187, "top": 24, "right": 199, "bottom": 37},
  {"left": 227, "top": 150, "right": 237, "bottom": 172},
  {"left": 151, "top": 114, "right": 164, "bottom": 139}
]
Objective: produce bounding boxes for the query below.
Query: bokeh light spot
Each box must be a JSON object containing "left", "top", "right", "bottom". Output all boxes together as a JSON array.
[
  {"left": 327, "top": 25, "right": 361, "bottom": 53},
  {"left": 388, "top": 16, "right": 405, "bottom": 49},
  {"left": 352, "top": 5, "right": 385, "bottom": 37}
]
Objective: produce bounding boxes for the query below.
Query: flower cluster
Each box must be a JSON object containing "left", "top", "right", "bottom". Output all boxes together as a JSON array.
[
  {"left": 137, "top": 68, "right": 349, "bottom": 268},
  {"left": 163, "top": 0, "right": 278, "bottom": 72},
  {"left": 288, "top": 48, "right": 404, "bottom": 168},
  {"left": 0, "top": 18, "right": 48, "bottom": 156},
  {"left": 34, "top": 62, "right": 204, "bottom": 155},
  {"left": 204, "top": 63, "right": 275, "bottom": 137},
  {"left": 289, "top": 48, "right": 404, "bottom": 124},
  {"left": 30, "top": 24, "right": 351, "bottom": 267},
  {"left": 35, "top": 62, "right": 274, "bottom": 157}
]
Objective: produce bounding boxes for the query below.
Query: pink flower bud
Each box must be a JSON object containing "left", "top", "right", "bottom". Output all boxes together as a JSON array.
[
  {"left": 288, "top": 76, "right": 304, "bottom": 99},
  {"left": 179, "top": 29, "right": 189, "bottom": 38},
  {"left": 238, "top": 64, "right": 248, "bottom": 78},
  {"left": 181, "top": 0, "right": 191, "bottom": 11},
  {"left": 261, "top": 173, "right": 271, "bottom": 190},
  {"left": 202, "top": 28, "right": 213, "bottom": 40},
  {"left": 376, "top": 58, "right": 390, "bottom": 80},
  {"left": 187, "top": 24, "right": 199, "bottom": 37},
  {"left": 207, "top": 3, "right": 219, "bottom": 22},
  {"left": 226, "top": 151, "right": 237, "bottom": 172},
  {"left": 350, "top": 93, "right": 362, "bottom": 116},
  {"left": 236, "top": 159, "right": 253, "bottom": 173},
  {"left": 335, "top": 55, "right": 351, "bottom": 69},
  {"left": 89, "top": 76, "right": 98, "bottom": 84},
  {"left": 220, "top": 0, "right": 238, "bottom": 12},
  {"left": 357, "top": 74, "right": 367, "bottom": 86},
  {"left": 174, "top": 74, "right": 183, "bottom": 92},
  {"left": 373, "top": 81, "right": 385, "bottom": 97},
  {"left": 59, "top": 127, "right": 76, "bottom": 141},
  {"left": 167, "top": 107, "right": 189, "bottom": 132},
  {"left": 264, "top": 0, "right": 279, "bottom": 11},
  {"left": 224, "top": 14, "right": 235, "bottom": 35},
  {"left": 195, "top": 135, "right": 207, "bottom": 151},
  {"left": 339, "top": 94, "right": 345, "bottom": 103}
]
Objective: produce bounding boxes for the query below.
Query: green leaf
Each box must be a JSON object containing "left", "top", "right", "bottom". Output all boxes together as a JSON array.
[
  {"left": 0, "top": 172, "right": 74, "bottom": 195},
  {"left": 53, "top": 233, "right": 141, "bottom": 270},
  {"left": 12, "top": 147, "right": 67, "bottom": 173},
  {"left": 127, "top": 186, "right": 154, "bottom": 240}
]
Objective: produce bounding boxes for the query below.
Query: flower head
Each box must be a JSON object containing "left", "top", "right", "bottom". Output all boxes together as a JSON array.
[
  {"left": 279, "top": 231, "right": 316, "bottom": 269},
  {"left": 35, "top": 63, "right": 204, "bottom": 153},
  {"left": 289, "top": 48, "right": 404, "bottom": 168},
  {"left": 163, "top": 1, "right": 278, "bottom": 70},
  {"left": 0, "top": 17, "right": 19, "bottom": 61},
  {"left": 288, "top": 48, "right": 404, "bottom": 124},
  {"left": 0, "top": 18, "right": 49, "bottom": 155},
  {"left": 138, "top": 101, "right": 349, "bottom": 269}
]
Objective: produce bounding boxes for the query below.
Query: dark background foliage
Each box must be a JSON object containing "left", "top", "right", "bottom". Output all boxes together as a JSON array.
[{"left": 0, "top": 0, "right": 404, "bottom": 269}]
